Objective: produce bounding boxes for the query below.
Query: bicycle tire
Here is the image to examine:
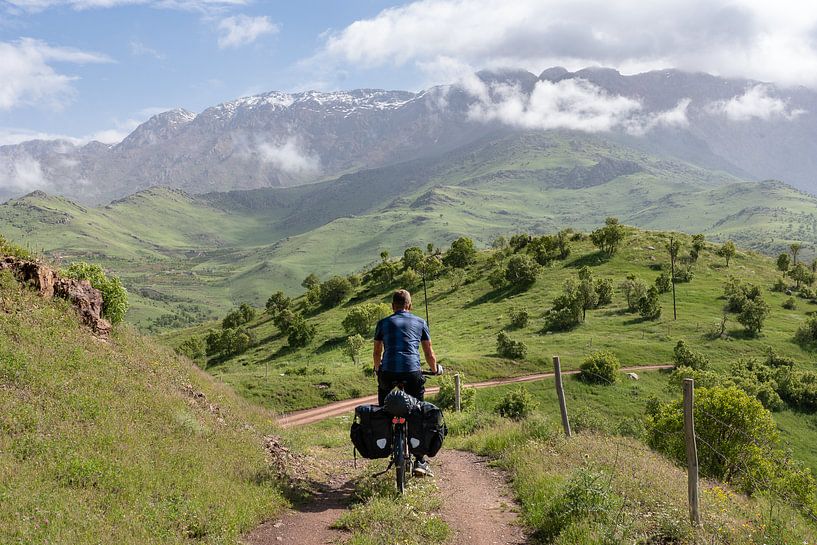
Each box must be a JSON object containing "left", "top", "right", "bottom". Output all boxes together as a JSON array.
[{"left": 394, "top": 426, "right": 407, "bottom": 493}]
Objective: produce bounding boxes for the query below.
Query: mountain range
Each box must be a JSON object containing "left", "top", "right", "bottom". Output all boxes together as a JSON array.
[{"left": 2, "top": 67, "right": 817, "bottom": 204}]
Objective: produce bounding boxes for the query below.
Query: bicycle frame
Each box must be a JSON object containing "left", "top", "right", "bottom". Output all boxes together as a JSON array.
[{"left": 391, "top": 416, "right": 411, "bottom": 494}]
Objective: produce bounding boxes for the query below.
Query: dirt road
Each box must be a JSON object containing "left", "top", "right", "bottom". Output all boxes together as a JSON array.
[{"left": 277, "top": 365, "right": 672, "bottom": 427}]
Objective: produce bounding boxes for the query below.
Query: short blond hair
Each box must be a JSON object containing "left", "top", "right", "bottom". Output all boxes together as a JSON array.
[{"left": 392, "top": 289, "right": 412, "bottom": 309}]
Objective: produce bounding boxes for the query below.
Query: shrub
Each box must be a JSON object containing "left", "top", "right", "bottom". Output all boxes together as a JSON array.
[
  {"left": 799, "top": 285, "right": 816, "bottom": 300},
  {"left": 273, "top": 308, "right": 297, "bottom": 334},
  {"left": 619, "top": 274, "right": 647, "bottom": 312},
  {"left": 487, "top": 268, "right": 506, "bottom": 290},
  {"left": 397, "top": 268, "right": 421, "bottom": 289},
  {"left": 343, "top": 334, "right": 366, "bottom": 364},
  {"left": 402, "top": 246, "right": 424, "bottom": 270},
  {"left": 579, "top": 351, "right": 620, "bottom": 384},
  {"left": 538, "top": 467, "right": 617, "bottom": 542},
  {"left": 435, "top": 375, "right": 476, "bottom": 411},
  {"left": 342, "top": 303, "right": 391, "bottom": 336},
  {"left": 779, "top": 371, "right": 817, "bottom": 412},
  {"left": 495, "top": 387, "right": 537, "bottom": 419},
  {"left": 301, "top": 273, "right": 320, "bottom": 290},
  {"left": 638, "top": 286, "right": 662, "bottom": 320},
  {"left": 771, "top": 277, "right": 788, "bottom": 292},
  {"left": 672, "top": 340, "right": 709, "bottom": 370},
  {"left": 544, "top": 280, "right": 583, "bottom": 331},
  {"left": 496, "top": 331, "right": 527, "bottom": 359},
  {"left": 794, "top": 315, "right": 817, "bottom": 346},
  {"left": 319, "top": 276, "right": 353, "bottom": 307},
  {"left": 508, "top": 307, "right": 529, "bottom": 328},
  {"left": 443, "top": 237, "right": 477, "bottom": 268},
  {"left": 736, "top": 297, "right": 770, "bottom": 336},
  {"left": 673, "top": 268, "right": 694, "bottom": 283},
  {"left": 287, "top": 317, "right": 316, "bottom": 348},
  {"left": 594, "top": 277, "right": 613, "bottom": 306},
  {"left": 655, "top": 272, "right": 671, "bottom": 294},
  {"left": 176, "top": 337, "right": 205, "bottom": 362},
  {"left": 783, "top": 297, "right": 797, "bottom": 310},
  {"left": 0, "top": 234, "right": 33, "bottom": 260},
  {"left": 589, "top": 217, "right": 625, "bottom": 256},
  {"left": 504, "top": 254, "right": 541, "bottom": 287},
  {"left": 265, "top": 291, "right": 291, "bottom": 316},
  {"left": 222, "top": 303, "right": 256, "bottom": 329},
  {"left": 61, "top": 262, "right": 129, "bottom": 324}
]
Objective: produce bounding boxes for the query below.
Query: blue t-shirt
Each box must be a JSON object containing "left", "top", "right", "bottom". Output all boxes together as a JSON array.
[{"left": 374, "top": 310, "right": 431, "bottom": 373}]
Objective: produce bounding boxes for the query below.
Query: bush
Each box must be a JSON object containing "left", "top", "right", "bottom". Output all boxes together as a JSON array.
[
  {"left": 318, "top": 276, "right": 353, "bottom": 307},
  {"left": 779, "top": 371, "right": 817, "bottom": 412},
  {"left": 594, "top": 278, "right": 613, "bottom": 306},
  {"left": 619, "top": 274, "right": 647, "bottom": 312},
  {"left": 771, "top": 277, "right": 788, "bottom": 292},
  {"left": 0, "top": 234, "right": 33, "bottom": 260},
  {"left": 736, "top": 297, "right": 770, "bottom": 336},
  {"left": 435, "top": 375, "right": 476, "bottom": 411},
  {"left": 495, "top": 387, "right": 537, "bottom": 419},
  {"left": 222, "top": 303, "right": 256, "bottom": 329},
  {"left": 655, "top": 272, "right": 671, "bottom": 294},
  {"left": 672, "top": 340, "right": 709, "bottom": 370},
  {"left": 589, "top": 217, "right": 625, "bottom": 256},
  {"left": 508, "top": 307, "right": 529, "bottom": 328},
  {"left": 579, "top": 351, "right": 620, "bottom": 385},
  {"left": 287, "top": 317, "right": 316, "bottom": 348},
  {"left": 497, "top": 331, "right": 527, "bottom": 359},
  {"left": 637, "top": 286, "right": 662, "bottom": 320},
  {"left": 538, "top": 467, "right": 617, "bottom": 542},
  {"left": 443, "top": 237, "right": 477, "bottom": 268},
  {"left": 646, "top": 386, "right": 816, "bottom": 509},
  {"left": 783, "top": 297, "right": 797, "bottom": 310},
  {"left": 342, "top": 303, "right": 391, "bottom": 336},
  {"left": 62, "top": 262, "right": 129, "bottom": 324},
  {"left": 504, "top": 254, "right": 541, "bottom": 287},
  {"left": 544, "top": 280, "right": 583, "bottom": 331},
  {"left": 794, "top": 315, "right": 817, "bottom": 345},
  {"left": 265, "top": 291, "right": 291, "bottom": 316},
  {"left": 397, "top": 268, "right": 421, "bottom": 289},
  {"left": 343, "top": 334, "right": 366, "bottom": 364},
  {"left": 176, "top": 337, "right": 205, "bottom": 362}
]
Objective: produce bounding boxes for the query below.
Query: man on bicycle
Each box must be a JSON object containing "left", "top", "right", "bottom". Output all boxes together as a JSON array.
[{"left": 373, "top": 288, "right": 440, "bottom": 476}]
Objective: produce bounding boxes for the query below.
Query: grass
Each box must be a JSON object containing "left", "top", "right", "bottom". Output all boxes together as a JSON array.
[
  {"left": 0, "top": 271, "right": 286, "bottom": 544},
  {"left": 4, "top": 132, "right": 817, "bottom": 330}
]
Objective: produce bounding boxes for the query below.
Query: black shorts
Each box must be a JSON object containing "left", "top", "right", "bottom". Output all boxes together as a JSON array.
[{"left": 377, "top": 370, "right": 426, "bottom": 406}]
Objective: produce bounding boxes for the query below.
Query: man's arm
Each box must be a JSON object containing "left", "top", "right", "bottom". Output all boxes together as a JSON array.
[
  {"left": 421, "top": 340, "right": 437, "bottom": 373},
  {"left": 373, "top": 340, "right": 384, "bottom": 374}
]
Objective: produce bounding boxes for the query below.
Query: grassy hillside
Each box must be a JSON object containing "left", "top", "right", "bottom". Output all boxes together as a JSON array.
[
  {"left": 4, "top": 132, "right": 817, "bottom": 331},
  {"left": 0, "top": 270, "right": 286, "bottom": 544}
]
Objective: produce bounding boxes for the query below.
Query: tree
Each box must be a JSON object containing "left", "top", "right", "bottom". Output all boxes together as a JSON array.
[
  {"left": 576, "top": 268, "right": 598, "bottom": 321},
  {"left": 528, "top": 235, "right": 560, "bottom": 266},
  {"left": 301, "top": 273, "right": 320, "bottom": 290},
  {"left": 443, "top": 237, "right": 477, "bottom": 268},
  {"left": 789, "top": 262, "right": 814, "bottom": 289},
  {"left": 342, "top": 303, "right": 391, "bottom": 336},
  {"left": 655, "top": 272, "right": 672, "bottom": 294},
  {"left": 176, "top": 336, "right": 206, "bottom": 362},
  {"left": 397, "top": 268, "right": 421, "bottom": 289},
  {"left": 619, "top": 274, "right": 647, "bottom": 312},
  {"left": 777, "top": 253, "right": 791, "bottom": 273},
  {"left": 638, "top": 286, "right": 662, "bottom": 320},
  {"left": 790, "top": 243, "right": 802, "bottom": 264},
  {"left": 222, "top": 304, "right": 255, "bottom": 329},
  {"left": 417, "top": 255, "right": 444, "bottom": 280},
  {"left": 544, "top": 280, "right": 583, "bottom": 331},
  {"left": 319, "top": 276, "right": 353, "bottom": 307},
  {"left": 402, "top": 247, "right": 424, "bottom": 270},
  {"left": 589, "top": 217, "right": 625, "bottom": 256},
  {"left": 265, "top": 291, "right": 291, "bottom": 316},
  {"left": 287, "top": 316, "right": 316, "bottom": 348},
  {"left": 737, "top": 297, "right": 770, "bottom": 336},
  {"left": 716, "top": 241, "right": 737, "bottom": 267},
  {"left": 61, "top": 262, "right": 129, "bottom": 324},
  {"left": 273, "top": 308, "right": 297, "bottom": 333},
  {"left": 690, "top": 234, "right": 705, "bottom": 262},
  {"left": 504, "top": 254, "right": 541, "bottom": 287},
  {"left": 595, "top": 278, "right": 613, "bottom": 306},
  {"left": 491, "top": 236, "right": 508, "bottom": 250},
  {"left": 344, "top": 334, "right": 366, "bottom": 364}
]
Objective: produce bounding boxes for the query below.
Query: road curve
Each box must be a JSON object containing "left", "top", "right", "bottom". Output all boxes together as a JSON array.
[{"left": 277, "top": 364, "right": 673, "bottom": 428}]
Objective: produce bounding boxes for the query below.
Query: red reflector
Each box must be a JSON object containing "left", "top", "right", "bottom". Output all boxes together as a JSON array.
[{"left": 392, "top": 417, "right": 406, "bottom": 424}]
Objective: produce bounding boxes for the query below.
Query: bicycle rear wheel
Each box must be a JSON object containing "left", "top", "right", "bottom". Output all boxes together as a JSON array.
[{"left": 394, "top": 426, "right": 408, "bottom": 493}]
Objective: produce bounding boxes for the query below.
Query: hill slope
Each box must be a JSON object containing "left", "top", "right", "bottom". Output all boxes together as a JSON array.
[{"left": 0, "top": 270, "right": 286, "bottom": 544}]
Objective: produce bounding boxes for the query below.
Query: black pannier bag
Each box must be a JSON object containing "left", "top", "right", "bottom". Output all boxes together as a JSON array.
[
  {"left": 407, "top": 401, "right": 447, "bottom": 458},
  {"left": 382, "top": 389, "right": 418, "bottom": 417},
  {"left": 350, "top": 404, "right": 392, "bottom": 459}
]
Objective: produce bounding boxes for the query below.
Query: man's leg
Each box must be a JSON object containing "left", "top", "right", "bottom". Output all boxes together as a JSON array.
[
  {"left": 377, "top": 370, "right": 394, "bottom": 406},
  {"left": 404, "top": 371, "right": 426, "bottom": 402}
]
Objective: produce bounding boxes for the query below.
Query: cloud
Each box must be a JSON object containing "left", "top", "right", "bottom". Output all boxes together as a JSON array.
[
  {"left": 454, "top": 69, "right": 689, "bottom": 135},
  {"left": 0, "top": 154, "right": 49, "bottom": 191},
  {"left": 0, "top": 38, "right": 111, "bottom": 111},
  {"left": 317, "top": 0, "right": 817, "bottom": 88},
  {"left": 256, "top": 137, "right": 320, "bottom": 175},
  {"left": 706, "top": 85, "right": 806, "bottom": 121},
  {"left": 130, "top": 40, "right": 164, "bottom": 59},
  {"left": 217, "top": 14, "right": 279, "bottom": 48},
  {"left": 84, "top": 118, "right": 143, "bottom": 143}
]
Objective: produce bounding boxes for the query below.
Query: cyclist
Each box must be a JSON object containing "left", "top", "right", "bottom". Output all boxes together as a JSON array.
[{"left": 373, "top": 288, "right": 441, "bottom": 476}]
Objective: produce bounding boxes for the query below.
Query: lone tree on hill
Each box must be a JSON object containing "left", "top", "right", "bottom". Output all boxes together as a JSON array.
[
  {"left": 590, "top": 217, "right": 626, "bottom": 256},
  {"left": 777, "top": 253, "right": 791, "bottom": 272},
  {"left": 716, "top": 241, "right": 736, "bottom": 267},
  {"left": 344, "top": 334, "right": 366, "bottom": 364},
  {"left": 443, "top": 236, "right": 477, "bottom": 268},
  {"left": 690, "top": 234, "right": 705, "bottom": 262},
  {"left": 790, "top": 243, "right": 802, "bottom": 264},
  {"left": 737, "top": 297, "right": 770, "bottom": 337},
  {"left": 504, "top": 254, "right": 541, "bottom": 287}
]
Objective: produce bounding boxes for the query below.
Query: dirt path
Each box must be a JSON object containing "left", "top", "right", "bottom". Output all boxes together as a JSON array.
[
  {"left": 277, "top": 365, "right": 672, "bottom": 427},
  {"left": 435, "top": 450, "right": 526, "bottom": 545}
]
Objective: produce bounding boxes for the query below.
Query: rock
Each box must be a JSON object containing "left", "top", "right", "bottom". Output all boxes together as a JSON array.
[
  {"left": 646, "top": 246, "right": 656, "bottom": 250},
  {"left": 627, "top": 372, "right": 639, "bottom": 380},
  {"left": 0, "top": 255, "right": 111, "bottom": 336}
]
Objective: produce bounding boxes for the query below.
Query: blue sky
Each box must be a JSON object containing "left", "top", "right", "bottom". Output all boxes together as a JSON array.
[{"left": 3, "top": 0, "right": 817, "bottom": 144}]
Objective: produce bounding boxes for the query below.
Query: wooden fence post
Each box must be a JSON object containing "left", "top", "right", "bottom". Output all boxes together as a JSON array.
[
  {"left": 553, "top": 356, "right": 571, "bottom": 437},
  {"left": 454, "top": 373, "right": 461, "bottom": 412},
  {"left": 683, "top": 378, "right": 701, "bottom": 526}
]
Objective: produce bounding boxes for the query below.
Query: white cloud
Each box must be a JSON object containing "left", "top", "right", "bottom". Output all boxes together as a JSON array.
[
  {"left": 84, "top": 118, "right": 142, "bottom": 143},
  {"left": 0, "top": 38, "right": 111, "bottom": 111},
  {"left": 129, "top": 40, "right": 164, "bottom": 59},
  {"left": 217, "top": 14, "right": 279, "bottom": 49},
  {"left": 0, "top": 128, "right": 80, "bottom": 146},
  {"left": 257, "top": 137, "right": 320, "bottom": 175},
  {"left": 318, "top": 0, "right": 817, "bottom": 88},
  {"left": 706, "top": 85, "right": 806, "bottom": 121},
  {"left": 452, "top": 70, "right": 689, "bottom": 135},
  {"left": 0, "top": 154, "right": 49, "bottom": 191}
]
